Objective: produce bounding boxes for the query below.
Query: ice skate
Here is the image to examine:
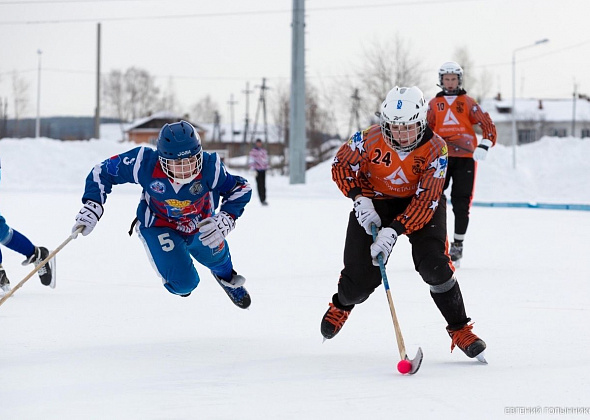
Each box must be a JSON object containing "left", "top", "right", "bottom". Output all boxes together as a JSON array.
[
  {"left": 447, "top": 323, "right": 487, "bottom": 363},
  {"left": 0, "top": 265, "right": 11, "bottom": 295},
  {"left": 213, "top": 271, "right": 251, "bottom": 309},
  {"left": 450, "top": 241, "right": 463, "bottom": 266},
  {"left": 22, "top": 246, "right": 55, "bottom": 288},
  {"left": 321, "top": 302, "right": 351, "bottom": 340}
]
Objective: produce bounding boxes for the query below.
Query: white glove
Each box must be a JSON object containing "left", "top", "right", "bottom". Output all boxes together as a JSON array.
[
  {"left": 197, "top": 211, "right": 235, "bottom": 248},
  {"left": 354, "top": 196, "right": 381, "bottom": 235},
  {"left": 72, "top": 200, "right": 103, "bottom": 237},
  {"left": 473, "top": 139, "right": 493, "bottom": 161},
  {"left": 370, "top": 227, "right": 398, "bottom": 266}
]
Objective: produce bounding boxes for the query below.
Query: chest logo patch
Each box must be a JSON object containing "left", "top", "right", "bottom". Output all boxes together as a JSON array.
[
  {"left": 443, "top": 109, "right": 460, "bottom": 126},
  {"left": 150, "top": 180, "right": 166, "bottom": 194},
  {"left": 385, "top": 167, "right": 409, "bottom": 185}
]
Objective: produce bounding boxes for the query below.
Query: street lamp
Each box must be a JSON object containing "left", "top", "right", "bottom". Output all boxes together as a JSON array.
[
  {"left": 35, "top": 49, "right": 42, "bottom": 139},
  {"left": 511, "top": 38, "right": 549, "bottom": 169}
]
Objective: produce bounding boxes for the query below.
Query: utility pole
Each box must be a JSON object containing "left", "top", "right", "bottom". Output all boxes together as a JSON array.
[
  {"left": 242, "top": 82, "right": 253, "bottom": 143},
  {"left": 35, "top": 49, "right": 42, "bottom": 138},
  {"left": 227, "top": 94, "right": 237, "bottom": 142},
  {"left": 572, "top": 82, "right": 577, "bottom": 138},
  {"left": 212, "top": 110, "right": 221, "bottom": 141},
  {"left": 250, "top": 77, "right": 270, "bottom": 144},
  {"left": 289, "top": 0, "right": 306, "bottom": 184},
  {"left": 348, "top": 88, "right": 361, "bottom": 135},
  {"left": 94, "top": 22, "right": 101, "bottom": 139}
]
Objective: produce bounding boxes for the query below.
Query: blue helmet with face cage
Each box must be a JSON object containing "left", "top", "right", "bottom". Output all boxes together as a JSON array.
[{"left": 157, "top": 120, "right": 203, "bottom": 184}]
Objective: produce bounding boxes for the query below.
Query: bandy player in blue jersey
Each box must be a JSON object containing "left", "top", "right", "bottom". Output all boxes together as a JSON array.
[{"left": 72, "top": 121, "right": 252, "bottom": 308}]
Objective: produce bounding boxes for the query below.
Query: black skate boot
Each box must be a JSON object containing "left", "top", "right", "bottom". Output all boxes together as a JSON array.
[
  {"left": 22, "top": 246, "right": 55, "bottom": 288},
  {"left": 321, "top": 295, "right": 354, "bottom": 340},
  {"left": 0, "top": 265, "right": 11, "bottom": 294},
  {"left": 213, "top": 271, "right": 251, "bottom": 309},
  {"left": 450, "top": 241, "right": 463, "bottom": 264},
  {"left": 447, "top": 323, "right": 487, "bottom": 362}
]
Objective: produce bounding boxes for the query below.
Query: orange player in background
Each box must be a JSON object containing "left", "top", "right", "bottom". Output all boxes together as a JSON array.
[{"left": 427, "top": 61, "right": 497, "bottom": 265}]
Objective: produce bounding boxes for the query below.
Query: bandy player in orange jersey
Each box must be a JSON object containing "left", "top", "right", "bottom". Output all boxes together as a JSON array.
[
  {"left": 427, "top": 61, "right": 497, "bottom": 265},
  {"left": 320, "top": 86, "right": 486, "bottom": 363}
]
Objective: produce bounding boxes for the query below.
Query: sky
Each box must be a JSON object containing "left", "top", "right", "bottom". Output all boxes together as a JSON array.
[
  {"left": 0, "top": 133, "right": 589, "bottom": 419},
  {"left": 1, "top": 0, "right": 590, "bottom": 128}
]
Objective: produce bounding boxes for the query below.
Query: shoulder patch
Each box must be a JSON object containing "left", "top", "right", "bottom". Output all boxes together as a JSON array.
[{"left": 105, "top": 155, "right": 121, "bottom": 176}]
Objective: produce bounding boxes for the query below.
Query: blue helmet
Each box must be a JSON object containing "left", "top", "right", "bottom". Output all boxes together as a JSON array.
[{"left": 157, "top": 120, "right": 203, "bottom": 184}]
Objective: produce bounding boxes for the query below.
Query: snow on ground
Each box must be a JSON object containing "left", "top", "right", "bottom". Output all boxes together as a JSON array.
[{"left": 0, "top": 137, "right": 589, "bottom": 420}]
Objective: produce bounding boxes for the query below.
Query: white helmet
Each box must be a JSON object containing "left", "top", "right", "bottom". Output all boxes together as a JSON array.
[
  {"left": 438, "top": 61, "right": 463, "bottom": 94},
  {"left": 379, "top": 86, "right": 428, "bottom": 152}
]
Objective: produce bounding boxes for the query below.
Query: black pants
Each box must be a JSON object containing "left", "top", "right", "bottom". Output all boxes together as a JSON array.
[
  {"left": 335, "top": 195, "right": 469, "bottom": 328},
  {"left": 443, "top": 157, "right": 475, "bottom": 239},
  {"left": 255, "top": 170, "right": 266, "bottom": 203}
]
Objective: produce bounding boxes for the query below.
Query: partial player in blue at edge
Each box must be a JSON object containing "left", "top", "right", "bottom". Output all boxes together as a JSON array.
[
  {"left": 0, "top": 157, "right": 55, "bottom": 295},
  {"left": 71, "top": 120, "right": 252, "bottom": 308}
]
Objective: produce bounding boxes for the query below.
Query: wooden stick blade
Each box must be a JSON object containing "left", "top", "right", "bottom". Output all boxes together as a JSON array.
[{"left": 407, "top": 347, "right": 424, "bottom": 375}]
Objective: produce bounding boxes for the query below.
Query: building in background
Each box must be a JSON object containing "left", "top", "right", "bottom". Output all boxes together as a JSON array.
[{"left": 481, "top": 96, "right": 590, "bottom": 145}]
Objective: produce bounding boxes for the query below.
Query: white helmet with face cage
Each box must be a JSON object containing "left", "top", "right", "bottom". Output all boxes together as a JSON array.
[{"left": 379, "top": 86, "right": 428, "bottom": 152}]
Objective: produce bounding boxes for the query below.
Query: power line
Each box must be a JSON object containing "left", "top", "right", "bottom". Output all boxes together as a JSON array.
[
  {"left": 0, "top": 0, "right": 481, "bottom": 25},
  {"left": 0, "top": 0, "right": 179, "bottom": 4}
]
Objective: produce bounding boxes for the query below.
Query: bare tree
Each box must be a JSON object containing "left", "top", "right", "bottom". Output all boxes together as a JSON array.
[
  {"left": 325, "top": 33, "right": 428, "bottom": 138},
  {"left": 0, "top": 97, "right": 8, "bottom": 138},
  {"left": 102, "top": 67, "right": 160, "bottom": 121},
  {"left": 103, "top": 70, "right": 124, "bottom": 120},
  {"left": 453, "top": 46, "right": 494, "bottom": 102},
  {"left": 158, "top": 76, "right": 179, "bottom": 113},
  {"left": 12, "top": 71, "right": 30, "bottom": 137},
  {"left": 454, "top": 47, "right": 475, "bottom": 91},
  {"left": 190, "top": 95, "right": 219, "bottom": 124},
  {"left": 270, "top": 83, "right": 290, "bottom": 145},
  {"left": 124, "top": 67, "right": 160, "bottom": 121},
  {"left": 356, "top": 34, "right": 427, "bottom": 118}
]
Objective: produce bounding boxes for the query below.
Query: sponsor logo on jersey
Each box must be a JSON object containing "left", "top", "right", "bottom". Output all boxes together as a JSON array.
[
  {"left": 105, "top": 155, "right": 121, "bottom": 176},
  {"left": 385, "top": 167, "right": 409, "bottom": 185},
  {"left": 149, "top": 180, "right": 166, "bottom": 194},
  {"left": 443, "top": 109, "right": 460, "bottom": 126},
  {"left": 123, "top": 156, "right": 136, "bottom": 165}
]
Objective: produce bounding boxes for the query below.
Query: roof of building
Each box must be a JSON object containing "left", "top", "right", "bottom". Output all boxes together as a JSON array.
[
  {"left": 125, "top": 111, "right": 206, "bottom": 132},
  {"left": 481, "top": 97, "right": 590, "bottom": 123}
]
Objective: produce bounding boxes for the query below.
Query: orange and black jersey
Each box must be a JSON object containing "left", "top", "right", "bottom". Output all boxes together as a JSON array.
[
  {"left": 332, "top": 124, "right": 448, "bottom": 235},
  {"left": 427, "top": 90, "right": 497, "bottom": 158}
]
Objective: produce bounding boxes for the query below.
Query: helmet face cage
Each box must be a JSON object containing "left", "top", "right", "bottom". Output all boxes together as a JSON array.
[
  {"left": 379, "top": 86, "right": 427, "bottom": 153},
  {"left": 438, "top": 61, "right": 463, "bottom": 94},
  {"left": 157, "top": 120, "right": 203, "bottom": 184},
  {"left": 159, "top": 154, "right": 203, "bottom": 185}
]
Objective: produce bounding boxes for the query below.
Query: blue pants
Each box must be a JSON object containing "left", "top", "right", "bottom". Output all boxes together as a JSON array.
[
  {"left": 0, "top": 214, "right": 35, "bottom": 264},
  {"left": 136, "top": 223, "right": 234, "bottom": 296}
]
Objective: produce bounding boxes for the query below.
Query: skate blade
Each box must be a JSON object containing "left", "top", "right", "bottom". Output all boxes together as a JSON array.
[
  {"left": 49, "top": 256, "right": 57, "bottom": 289},
  {"left": 407, "top": 347, "right": 424, "bottom": 375},
  {"left": 475, "top": 351, "right": 487, "bottom": 364}
]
